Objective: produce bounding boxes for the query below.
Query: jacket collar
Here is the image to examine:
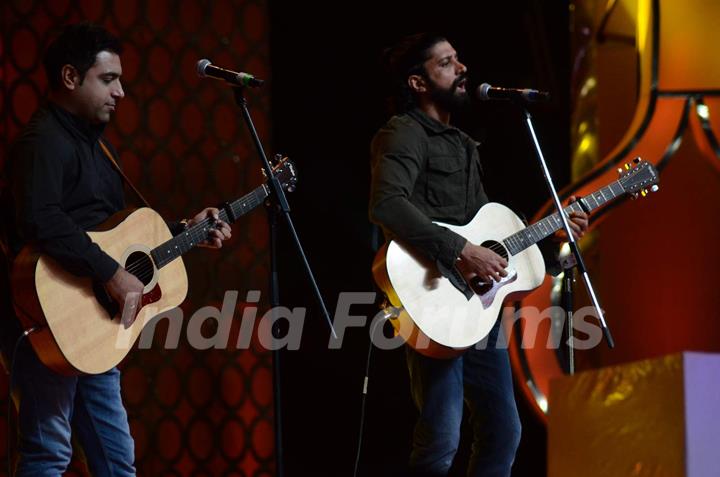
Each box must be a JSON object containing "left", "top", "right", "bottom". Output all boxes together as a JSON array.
[{"left": 407, "top": 108, "right": 457, "bottom": 135}]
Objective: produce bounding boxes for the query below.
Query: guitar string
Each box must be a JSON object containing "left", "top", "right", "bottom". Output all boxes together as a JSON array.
[
  {"left": 127, "top": 207, "right": 580, "bottom": 276},
  {"left": 481, "top": 183, "right": 640, "bottom": 257},
  {"left": 107, "top": 182, "right": 278, "bottom": 292},
  {"left": 126, "top": 175, "right": 610, "bottom": 276},
  {"left": 123, "top": 214, "right": 219, "bottom": 276},
  {"left": 121, "top": 189, "right": 265, "bottom": 275},
  {"left": 458, "top": 181, "right": 640, "bottom": 272},
  {"left": 482, "top": 202, "right": 587, "bottom": 258},
  {"left": 127, "top": 207, "right": 602, "bottom": 284},
  {"left": 123, "top": 215, "right": 218, "bottom": 275}
]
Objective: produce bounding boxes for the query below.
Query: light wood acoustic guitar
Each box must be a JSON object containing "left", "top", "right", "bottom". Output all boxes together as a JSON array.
[
  {"left": 11, "top": 158, "right": 297, "bottom": 375},
  {"left": 372, "top": 158, "right": 659, "bottom": 358}
]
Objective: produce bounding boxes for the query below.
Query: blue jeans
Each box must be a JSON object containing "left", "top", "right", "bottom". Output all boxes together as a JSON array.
[
  {"left": 406, "top": 321, "right": 521, "bottom": 477},
  {"left": 9, "top": 340, "right": 135, "bottom": 476}
]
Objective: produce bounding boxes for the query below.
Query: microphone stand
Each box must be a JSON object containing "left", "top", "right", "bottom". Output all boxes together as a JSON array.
[
  {"left": 560, "top": 258, "right": 576, "bottom": 374},
  {"left": 518, "top": 104, "right": 615, "bottom": 349},
  {"left": 230, "top": 85, "right": 337, "bottom": 477}
]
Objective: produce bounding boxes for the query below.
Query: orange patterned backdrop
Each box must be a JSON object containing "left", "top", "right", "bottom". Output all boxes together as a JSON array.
[{"left": 1, "top": 1, "right": 275, "bottom": 475}]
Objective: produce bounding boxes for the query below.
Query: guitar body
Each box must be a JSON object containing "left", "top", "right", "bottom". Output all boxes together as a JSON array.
[
  {"left": 9, "top": 158, "right": 299, "bottom": 375},
  {"left": 373, "top": 203, "right": 546, "bottom": 358},
  {"left": 11, "top": 208, "right": 188, "bottom": 375},
  {"left": 373, "top": 160, "right": 659, "bottom": 358}
]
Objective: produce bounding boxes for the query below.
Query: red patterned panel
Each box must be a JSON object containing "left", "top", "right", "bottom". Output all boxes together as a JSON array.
[{"left": 1, "top": 1, "right": 274, "bottom": 475}]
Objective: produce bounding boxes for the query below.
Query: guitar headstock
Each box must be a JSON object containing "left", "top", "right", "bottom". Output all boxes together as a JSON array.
[
  {"left": 269, "top": 156, "right": 297, "bottom": 192},
  {"left": 617, "top": 157, "right": 659, "bottom": 199}
]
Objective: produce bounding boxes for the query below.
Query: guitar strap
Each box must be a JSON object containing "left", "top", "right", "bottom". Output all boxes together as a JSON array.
[{"left": 98, "top": 139, "right": 152, "bottom": 208}]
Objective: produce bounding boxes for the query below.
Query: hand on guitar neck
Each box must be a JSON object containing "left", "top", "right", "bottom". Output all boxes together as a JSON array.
[
  {"left": 185, "top": 207, "right": 232, "bottom": 249},
  {"left": 552, "top": 196, "right": 589, "bottom": 242}
]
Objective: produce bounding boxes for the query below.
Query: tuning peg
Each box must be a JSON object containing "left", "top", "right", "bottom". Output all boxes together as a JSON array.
[
  {"left": 651, "top": 185, "right": 659, "bottom": 193},
  {"left": 631, "top": 192, "right": 639, "bottom": 200},
  {"left": 641, "top": 189, "right": 648, "bottom": 197},
  {"left": 617, "top": 167, "right": 623, "bottom": 175},
  {"left": 633, "top": 157, "right": 642, "bottom": 164},
  {"left": 624, "top": 163, "right": 631, "bottom": 170}
]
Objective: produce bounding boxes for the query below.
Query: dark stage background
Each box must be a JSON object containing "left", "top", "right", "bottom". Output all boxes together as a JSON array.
[{"left": 269, "top": 1, "right": 569, "bottom": 476}]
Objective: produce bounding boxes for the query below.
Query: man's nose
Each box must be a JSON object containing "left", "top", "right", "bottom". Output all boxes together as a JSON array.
[{"left": 113, "top": 81, "right": 125, "bottom": 99}]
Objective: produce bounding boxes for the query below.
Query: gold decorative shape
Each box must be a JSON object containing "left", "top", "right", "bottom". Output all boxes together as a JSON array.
[{"left": 511, "top": 0, "right": 720, "bottom": 421}]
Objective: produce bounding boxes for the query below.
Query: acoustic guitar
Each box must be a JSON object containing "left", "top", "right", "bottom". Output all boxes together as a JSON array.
[
  {"left": 372, "top": 159, "right": 658, "bottom": 358},
  {"left": 11, "top": 159, "right": 297, "bottom": 375}
]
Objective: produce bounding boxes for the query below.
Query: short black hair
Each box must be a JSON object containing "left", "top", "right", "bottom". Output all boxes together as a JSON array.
[
  {"left": 43, "top": 23, "right": 123, "bottom": 90},
  {"left": 382, "top": 32, "right": 447, "bottom": 113}
]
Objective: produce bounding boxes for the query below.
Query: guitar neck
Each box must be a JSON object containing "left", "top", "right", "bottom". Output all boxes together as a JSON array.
[
  {"left": 151, "top": 183, "right": 269, "bottom": 269},
  {"left": 503, "top": 179, "right": 626, "bottom": 256}
]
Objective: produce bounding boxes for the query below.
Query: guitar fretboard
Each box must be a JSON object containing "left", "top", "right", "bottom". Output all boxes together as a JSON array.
[
  {"left": 151, "top": 184, "right": 269, "bottom": 269},
  {"left": 503, "top": 180, "right": 625, "bottom": 256}
]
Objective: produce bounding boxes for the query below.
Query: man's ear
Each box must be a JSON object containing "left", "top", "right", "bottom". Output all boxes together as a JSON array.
[
  {"left": 60, "top": 64, "right": 80, "bottom": 91},
  {"left": 408, "top": 74, "right": 427, "bottom": 94}
]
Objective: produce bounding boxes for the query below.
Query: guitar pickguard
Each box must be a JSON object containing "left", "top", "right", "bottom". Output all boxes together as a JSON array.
[
  {"left": 141, "top": 283, "right": 162, "bottom": 309},
  {"left": 470, "top": 267, "right": 518, "bottom": 309}
]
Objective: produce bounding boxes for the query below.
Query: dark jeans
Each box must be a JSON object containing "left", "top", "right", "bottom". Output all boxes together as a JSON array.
[
  {"left": 9, "top": 340, "right": 136, "bottom": 476},
  {"left": 406, "top": 320, "right": 521, "bottom": 477}
]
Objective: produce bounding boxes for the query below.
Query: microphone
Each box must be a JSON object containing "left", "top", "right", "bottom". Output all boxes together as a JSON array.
[
  {"left": 196, "top": 59, "right": 264, "bottom": 88},
  {"left": 477, "top": 83, "right": 550, "bottom": 102}
]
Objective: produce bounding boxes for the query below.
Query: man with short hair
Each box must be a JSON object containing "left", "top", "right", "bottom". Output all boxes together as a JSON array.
[
  {"left": 1, "top": 23, "right": 231, "bottom": 475},
  {"left": 369, "top": 33, "right": 588, "bottom": 476}
]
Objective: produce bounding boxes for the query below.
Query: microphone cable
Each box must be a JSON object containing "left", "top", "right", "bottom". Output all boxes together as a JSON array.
[{"left": 352, "top": 305, "right": 400, "bottom": 477}]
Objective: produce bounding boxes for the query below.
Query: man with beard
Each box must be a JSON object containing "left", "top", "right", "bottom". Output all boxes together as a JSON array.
[{"left": 369, "top": 33, "right": 587, "bottom": 476}]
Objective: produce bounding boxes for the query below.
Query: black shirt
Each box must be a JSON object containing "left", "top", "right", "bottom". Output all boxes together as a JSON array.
[
  {"left": 4, "top": 102, "right": 125, "bottom": 282},
  {"left": 369, "top": 108, "right": 489, "bottom": 283}
]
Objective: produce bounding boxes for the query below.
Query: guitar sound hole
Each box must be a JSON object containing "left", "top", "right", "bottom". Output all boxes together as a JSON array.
[
  {"left": 481, "top": 240, "right": 508, "bottom": 261},
  {"left": 467, "top": 240, "right": 509, "bottom": 295},
  {"left": 124, "top": 251, "right": 154, "bottom": 286}
]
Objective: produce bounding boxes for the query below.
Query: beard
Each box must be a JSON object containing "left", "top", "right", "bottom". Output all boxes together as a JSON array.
[{"left": 428, "top": 74, "right": 471, "bottom": 112}]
